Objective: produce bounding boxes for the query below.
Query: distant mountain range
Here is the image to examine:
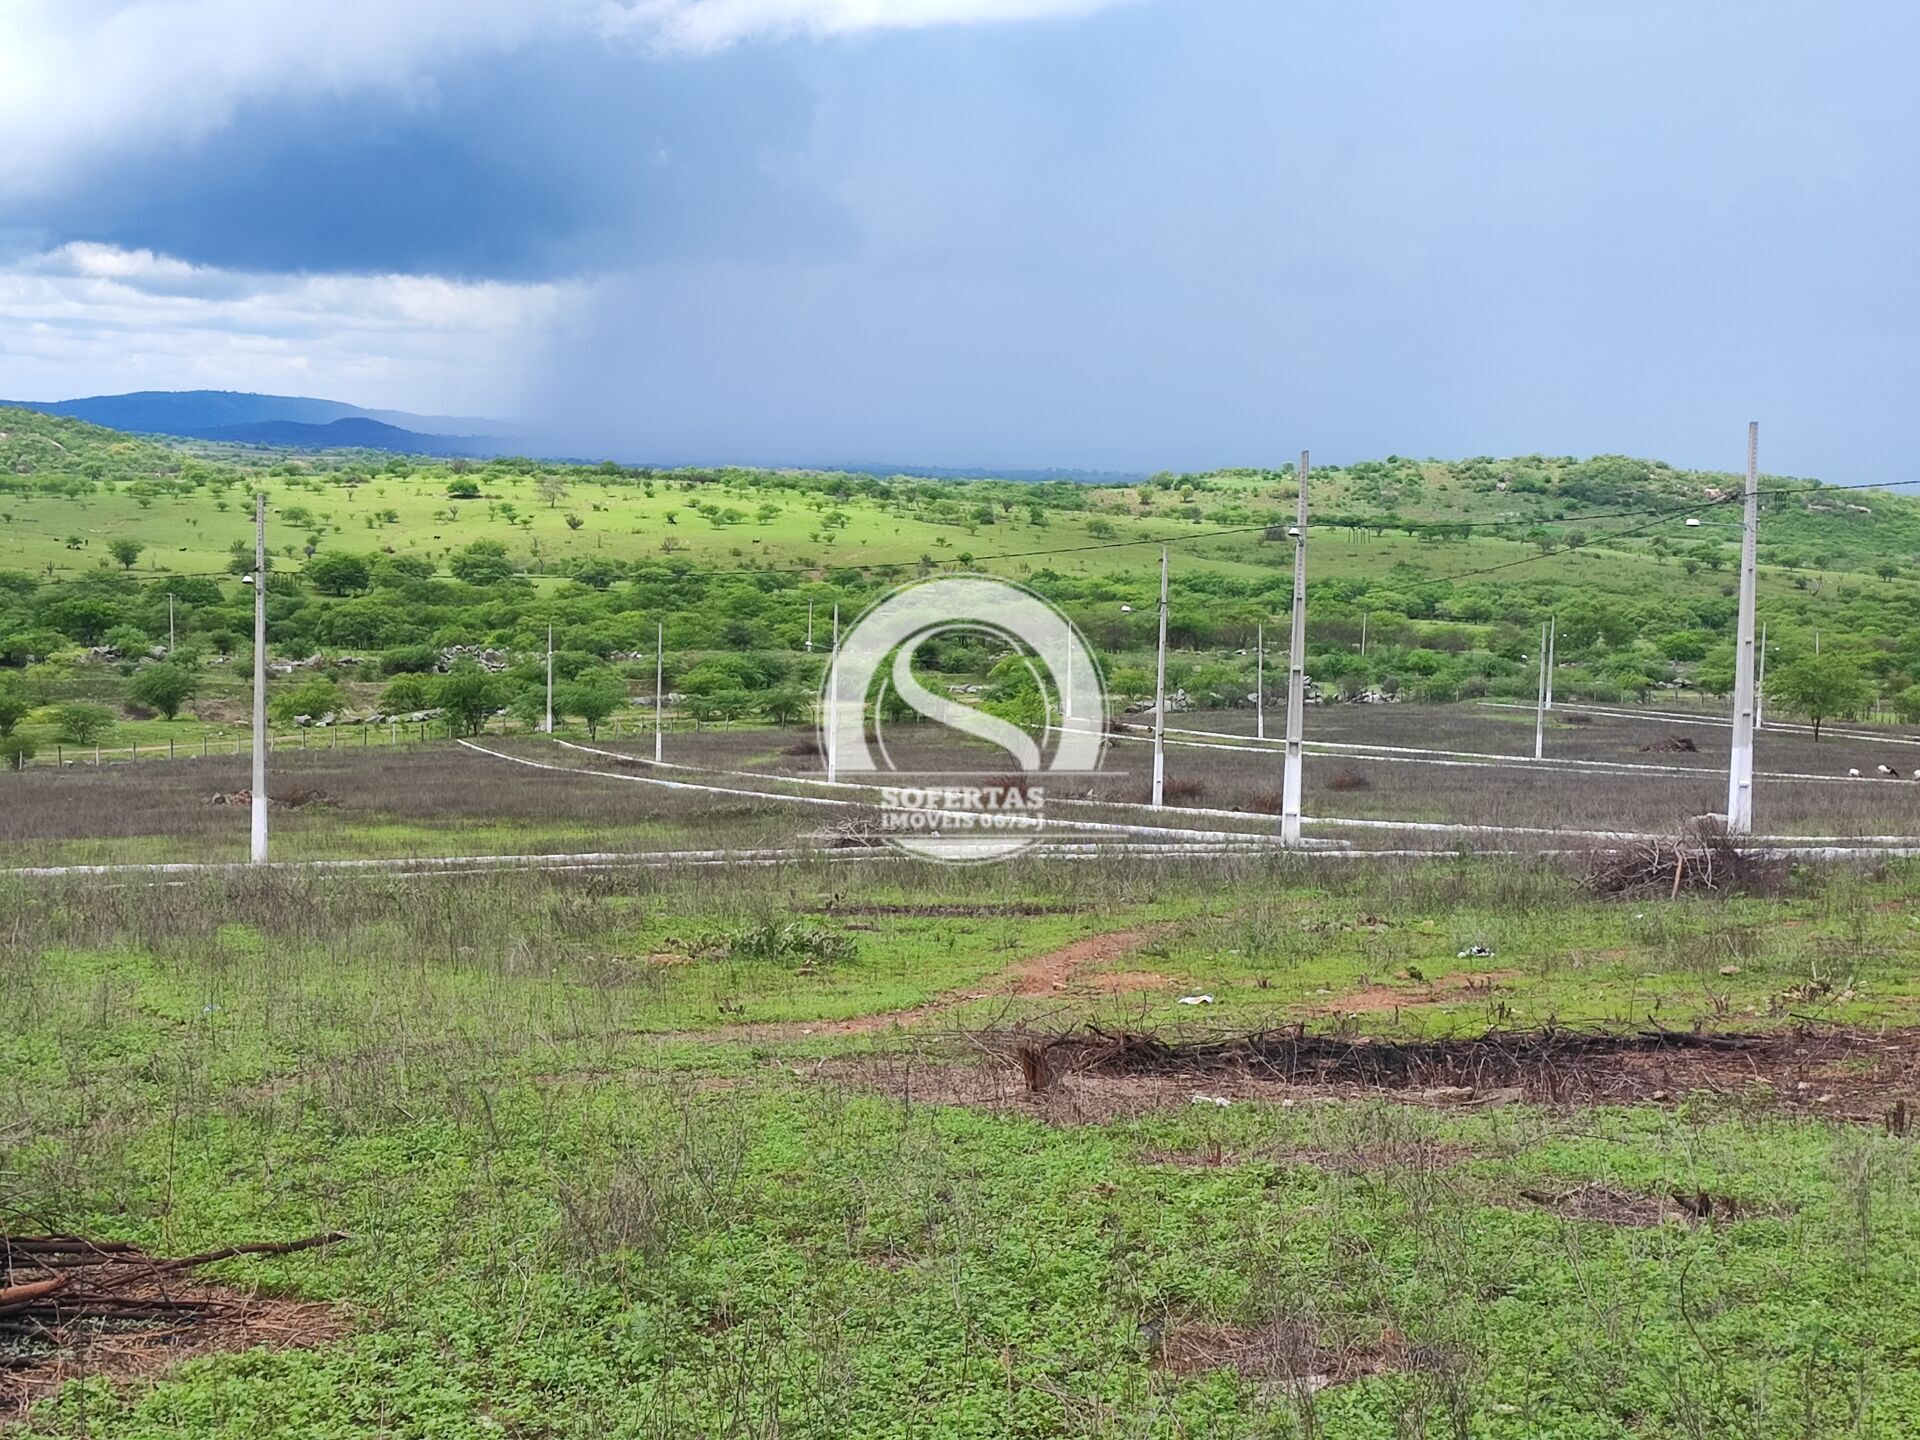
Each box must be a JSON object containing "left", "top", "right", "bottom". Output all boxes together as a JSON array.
[
  {"left": 0, "top": 389, "right": 1147, "bottom": 480},
  {"left": 0, "top": 390, "right": 521, "bottom": 457}
]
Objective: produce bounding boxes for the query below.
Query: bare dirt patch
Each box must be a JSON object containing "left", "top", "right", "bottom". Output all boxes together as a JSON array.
[
  {"left": 1308, "top": 970, "right": 1519, "bottom": 1016},
  {"left": 1, "top": 1233, "right": 347, "bottom": 1418},
  {"left": 674, "top": 924, "right": 1184, "bottom": 1044},
  {"left": 1087, "top": 970, "right": 1179, "bottom": 995},
  {"left": 1000, "top": 1024, "right": 1920, "bottom": 1117}
]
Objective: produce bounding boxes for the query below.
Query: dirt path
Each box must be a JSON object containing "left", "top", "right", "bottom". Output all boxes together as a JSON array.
[{"left": 693, "top": 922, "right": 1182, "bottom": 1042}]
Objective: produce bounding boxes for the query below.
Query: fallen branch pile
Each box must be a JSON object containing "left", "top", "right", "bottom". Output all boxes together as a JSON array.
[
  {"left": 1, "top": 1231, "right": 345, "bottom": 1339},
  {"left": 1586, "top": 831, "right": 1787, "bottom": 898}
]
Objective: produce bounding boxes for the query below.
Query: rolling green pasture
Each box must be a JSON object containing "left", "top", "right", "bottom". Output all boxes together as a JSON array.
[{"left": 5, "top": 859, "right": 1920, "bottom": 1437}]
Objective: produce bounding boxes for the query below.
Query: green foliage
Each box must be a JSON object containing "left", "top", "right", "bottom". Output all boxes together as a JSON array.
[
  {"left": 0, "top": 673, "right": 28, "bottom": 736},
  {"left": 0, "top": 732, "right": 33, "bottom": 770},
  {"left": 556, "top": 668, "right": 626, "bottom": 738},
  {"left": 270, "top": 675, "right": 346, "bottom": 726},
  {"left": 379, "top": 674, "right": 432, "bottom": 713},
  {"left": 52, "top": 700, "right": 114, "bottom": 744},
  {"left": 304, "top": 551, "right": 373, "bottom": 596},
  {"left": 448, "top": 539, "right": 513, "bottom": 585},
  {"left": 127, "top": 662, "right": 196, "bottom": 720},
  {"left": 107, "top": 538, "right": 145, "bottom": 570},
  {"left": 1769, "top": 654, "right": 1874, "bottom": 739},
  {"left": 693, "top": 918, "right": 856, "bottom": 969},
  {"left": 432, "top": 661, "right": 501, "bottom": 735}
]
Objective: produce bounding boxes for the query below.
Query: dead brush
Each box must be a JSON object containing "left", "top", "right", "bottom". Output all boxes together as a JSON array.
[
  {"left": 1326, "top": 767, "right": 1371, "bottom": 792},
  {"left": 1585, "top": 831, "right": 1787, "bottom": 899}
]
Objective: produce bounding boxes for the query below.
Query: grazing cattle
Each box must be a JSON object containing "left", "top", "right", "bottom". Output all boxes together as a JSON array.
[
  {"left": 1878, "top": 765, "right": 1896, "bottom": 777},
  {"left": 1848, "top": 768, "right": 1862, "bottom": 778}
]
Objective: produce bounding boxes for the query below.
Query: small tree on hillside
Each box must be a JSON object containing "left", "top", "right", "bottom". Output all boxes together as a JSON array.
[
  {"left": 108, "top": 539, "right": 145, "bottom": 571},
  {"left": 558, "top": 669, "right": 626, "bottom": 739},
  {"left": 0, "top": 675, "right": 29, "bottom": 737},
  {"left": 433, "top": 662, "right": 500, "bottom": 736},
  {"left": 53, "top": 702, "right": 115, "bottom": 745},
  {"left": 1769, "top": 654, "right": 1872, "bottom": 741},
  {"left": 130, "top": 662, "right": 196, "bottom": 721}
]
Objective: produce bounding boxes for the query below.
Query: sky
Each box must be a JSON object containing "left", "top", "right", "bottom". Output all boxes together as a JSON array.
[{"left": 1, "top": 0, "right": 1916, "bottom": 479}]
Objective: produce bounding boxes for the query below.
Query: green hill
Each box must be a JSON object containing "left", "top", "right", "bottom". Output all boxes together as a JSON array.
[{"left": 2, "top": 406, "right": 1918, "bottom": 740}]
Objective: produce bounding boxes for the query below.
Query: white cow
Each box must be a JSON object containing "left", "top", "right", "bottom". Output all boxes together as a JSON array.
[{"left": 1848, "top": 768, "right": 1863, "bottom": 779}]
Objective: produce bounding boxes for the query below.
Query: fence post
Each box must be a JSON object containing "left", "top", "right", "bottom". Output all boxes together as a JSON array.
[
  {"left": 131, "top": 740, "right": 137, "bottom": 762},
  {"left": 169, "top": 737, "right": 175, "bottom": 760},
  {"left": 56, "top": 745, "right": 62, "bottom": 766}
]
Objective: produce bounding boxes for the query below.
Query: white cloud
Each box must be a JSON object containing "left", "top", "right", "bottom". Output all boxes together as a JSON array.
[
  {"left": 0, "top": 0, "right": 1132, "bottom": 197},
  {"left": 0, "top": 243, "right": 584, "bottom": 414},
  {"left": 599, "top": 0, "right": 1131, "bottom": 51}
]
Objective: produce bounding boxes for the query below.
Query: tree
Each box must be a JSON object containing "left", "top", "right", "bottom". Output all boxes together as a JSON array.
[
  {"left": 380, "top": 674, "right": 433, "bottom": 713},
  {"left": 449, "top": 540, "right": 514, "bottom": 586},
  {"left": 271, "top": 676, "right": 346, "bottom": 726},
  {"left": 538, "top": 476, "right": 569, "bottom": 509},
  {"left": 108, "top": 538, "right": 145, "bottom": 570},
  {"left": 760, "top": 687, "right": 809, "bottom": 725},
  {"left": 53, "top": 702, "right": 115, "bottom": 745},
  {"left": 0, "top": 734, "right": 33, "bottom": 771},
  {"left": 447, "top": 478, "right": 482, "bottom": 499},
  {"left": 557, "top": 669, "right": 626, "bottom": 738},
  {"left": 129, "top": 662, "right": 196, "bottom": 720},
  {"left": 0, "top": 675, "right": 30, "bottom": 736},
  {"left": 1890, "top": 685, "right": 1920, "bottom": 725},
  {"left": 304, "top": 551, "right": 373, "bottom": 596},
  {"left": 433, "top": 662, "right": 500, "bottom": 736},
  {"left": 1768, "top": 654, "right": 1872, "bottom": 741}
]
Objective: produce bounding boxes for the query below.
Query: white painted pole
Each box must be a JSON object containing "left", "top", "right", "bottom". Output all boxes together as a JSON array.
[
  {"left": 1727, "top": 422, "right": 1760, "bottom": 834},
  {"left": 1256, "top": 622, "right": 1265, "bottom": 741},
  {"left": 653, "top": 622, "right": 664, "bottom": 763},
  {"left": 250, "top": 493, "right": 268, "bottom": 865},
  {"left": 1281, "top": 451, "right": 1309, "bottom": 846},
  {"left": 1756, "top": 622, "right": 1768, "bottom": 731},
  {"left": 1062, "top": 611, "right": 1074, "bottom": 723},
  {"left": 543, "top": 624, "right": 554, "bottom": 734},
  {"left": 1534, "top": 622, "right": 1548, "bottom": 761},
  {"left": 1360, "top": 611, "right": 1368, "bottom": 658},
  {"left": 167, "top": 593, "right": 176, "bottom": 655},
  {"left": 1150, "top": 549, "right": 1169, "bottom": 808},
  {"left": 806, "top": 600, "right": 814, "bottom": 653},
  {"left": 1544, "top": 614, "right": 1556, "bottom": 711},
  {"left": 826, "top": 604, "right": 840, "bottom": 784}
]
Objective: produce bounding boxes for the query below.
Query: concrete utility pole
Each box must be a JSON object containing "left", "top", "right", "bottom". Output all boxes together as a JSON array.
[
  {"left": 1281, "top": 451, "right": 1309, "bottom": 846},
  {"left": 1151, "top": 548, "right": 1169, "bottom": 808},
  {"left": 1727, "top": 421, "right": 1760, "bottom": 834},
  {"left": 1544, "top": 614, "right": 1556, "bottom": 711},
  {"left": 543, "top": 624, "right": 554, "bottom": 734},
  {"left": 806, "top": 600, "right": 814, "bottom": 653},
  {"left": 826, "top": 605, "right": 840, "bottom": 784},
  {"left": 1534, "top": 622, "right": 1549, "bottom": 761},
  {"left": 250, "top": 493, "right": 268, "bottom": 865},
  {"left": 653, "top": 622, "right": 664, "bottom": 763},
  {"left": 1062, "top": 610, "right": 1074, "bottom": 724},
  {"left": 1756, "top": 622, "right": 1768, "bottom": 731},
  {"left": 1360, "top": 612, "right": 1368, "bottom": 658},
  {"left": 167, "top": 593, "right": 176, "bottom": 655},
  {"left": 1256, "top": 622, "right": 1265, "bottom": 741}
]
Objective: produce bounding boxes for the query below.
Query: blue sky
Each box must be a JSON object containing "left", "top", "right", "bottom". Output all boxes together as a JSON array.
[{"left": 1, "top": 0, "right": 1916, "bottom": 478}]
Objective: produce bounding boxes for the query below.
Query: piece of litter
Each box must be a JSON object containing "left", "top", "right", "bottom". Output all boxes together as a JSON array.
[
  {"left": 1177, "top": 994, "right": 1215, "bottom": 1005},
  {"left": 1190, "top": 1094, "right": 1231, "bottom": 1107}
]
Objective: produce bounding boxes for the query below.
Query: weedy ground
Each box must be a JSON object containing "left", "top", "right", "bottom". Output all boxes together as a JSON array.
[{"left": 4, "top": 855, "right": 1920, "bottom": 1437}]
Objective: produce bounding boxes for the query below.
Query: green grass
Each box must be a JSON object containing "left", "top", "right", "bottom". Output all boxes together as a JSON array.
[{"left": 6, "top": 861, "right": 1920, "bottom": 1436}]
